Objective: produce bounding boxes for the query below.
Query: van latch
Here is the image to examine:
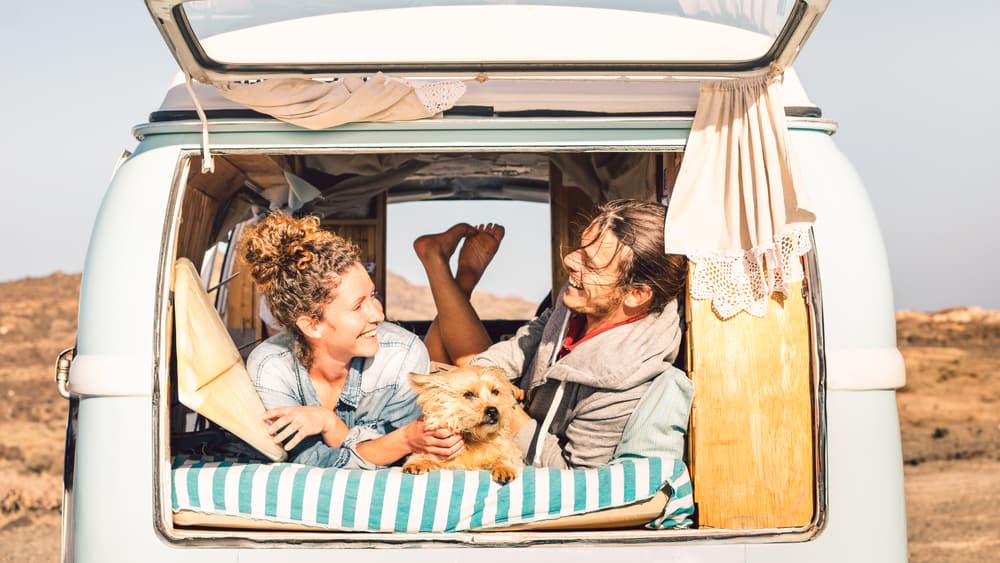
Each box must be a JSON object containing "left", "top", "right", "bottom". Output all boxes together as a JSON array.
[{"left": 54, "top": 346, "right": 75, "bottom": 400}]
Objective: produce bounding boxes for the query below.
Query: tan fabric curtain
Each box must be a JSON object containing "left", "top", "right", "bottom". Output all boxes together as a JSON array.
[
  {"left": 214, "top": 73, "right": 466, "bottom": 129},
  {"left": 664, "top": 75, "right": 815, "bottom": 318}
]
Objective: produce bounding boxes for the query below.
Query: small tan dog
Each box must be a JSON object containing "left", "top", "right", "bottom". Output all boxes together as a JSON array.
[{"left": 403, "top": 365, "right": 524, "bottom": 484}]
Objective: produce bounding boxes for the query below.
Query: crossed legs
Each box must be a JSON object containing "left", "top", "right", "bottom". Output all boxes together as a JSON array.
[{"left": 413, "top": 223, "right": 505, "bottom": 366}]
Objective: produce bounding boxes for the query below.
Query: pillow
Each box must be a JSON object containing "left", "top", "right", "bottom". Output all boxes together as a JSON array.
[{"left": 613, "top": 365, "right": 693, "bottom": 461}]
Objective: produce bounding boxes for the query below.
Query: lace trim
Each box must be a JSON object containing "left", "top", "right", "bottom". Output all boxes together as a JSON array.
[
  {"left": 688, "top": 226, "right": 812, "bottom": 319},
  {"left": 407, "top": 80, "right": 467, "bottom": 115}
]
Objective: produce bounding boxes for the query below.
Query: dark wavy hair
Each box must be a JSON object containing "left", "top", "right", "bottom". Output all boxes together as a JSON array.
[
  {"left": 240, "top": 212, "right": 360, "bottom": 368},
  {"left": 573, "top": 199, "right": 687, "bottom": 312}
]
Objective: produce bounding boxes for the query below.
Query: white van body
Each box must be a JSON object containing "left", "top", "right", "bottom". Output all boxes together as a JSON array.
[{"left": 60, "top": 1, "right": 907, "bottom": 561}]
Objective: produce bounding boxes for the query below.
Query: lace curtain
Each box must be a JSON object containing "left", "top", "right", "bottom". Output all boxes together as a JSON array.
[{"left": 664, "top": 75, "right": 816, "bottom": 319}]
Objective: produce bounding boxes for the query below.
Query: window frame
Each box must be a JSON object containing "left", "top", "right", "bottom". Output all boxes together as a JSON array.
[{"left": 152, "top": 139, "right": 827, "bottom": 547}]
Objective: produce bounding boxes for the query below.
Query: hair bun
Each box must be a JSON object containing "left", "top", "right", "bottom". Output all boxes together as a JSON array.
[{"left": 241, "top": 213, "right": 322, "bottom": 290}]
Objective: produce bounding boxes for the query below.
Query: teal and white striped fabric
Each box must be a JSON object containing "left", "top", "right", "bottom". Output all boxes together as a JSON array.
[{"left": 172, "top": 455, "right": 693, "bottom": 531}]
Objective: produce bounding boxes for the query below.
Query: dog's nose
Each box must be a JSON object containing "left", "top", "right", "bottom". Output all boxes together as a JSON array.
[{"left": 484, "top": 406, "right": 499, "bottom": 424}]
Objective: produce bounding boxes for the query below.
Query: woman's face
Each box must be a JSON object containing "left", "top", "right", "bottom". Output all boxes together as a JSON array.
[
  {"left": 309, "top": 263, "right": 384, "bottom": 362},
  {"left": 561, "top": 223, "right": 627, "bottom": 318}
]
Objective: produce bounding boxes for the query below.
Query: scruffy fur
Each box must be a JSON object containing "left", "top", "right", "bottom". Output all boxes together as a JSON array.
[{"left": 403, "top": 366, "right": 523, "bottom": 484}]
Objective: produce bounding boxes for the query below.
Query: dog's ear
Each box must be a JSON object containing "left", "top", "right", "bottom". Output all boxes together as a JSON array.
[{"left": 409, "top": 372, "right": 446, "bottom": 393}]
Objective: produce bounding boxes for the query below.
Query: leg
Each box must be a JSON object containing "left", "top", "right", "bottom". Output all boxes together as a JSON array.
[{"left": 415, "top": 224, "right": 504, "bottom": 366}]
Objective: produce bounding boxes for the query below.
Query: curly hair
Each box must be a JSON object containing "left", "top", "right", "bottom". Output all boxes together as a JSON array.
[
  {"left": 240, "top": 212, "right": 361, "bottom": 368},
  {"left": 574, "top": 199, "right": 687, "bottom": 312}
]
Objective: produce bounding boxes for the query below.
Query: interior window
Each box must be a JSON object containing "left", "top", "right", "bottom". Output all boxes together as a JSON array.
[{"left": 386, "top": 199, "right": 550, "bottom": 321}]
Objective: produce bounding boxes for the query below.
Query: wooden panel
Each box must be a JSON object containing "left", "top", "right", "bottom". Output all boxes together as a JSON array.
[
  {"left": 176, "top": 186, "right": 218, "bottom": 265},
  {"left": 320, "top": 192, "right": 387, "bottom": 298},
  {"left": 188, "top": 156, "right": 247, "bottom": 202},
  {"left": 687, "top": 273, "right": 814, "bottom": 529},
  {"left": 225, "top": 249, "right": 262, "bottom": 354},
  {"left": 548, "top": 164, "right": 596, "bottom": 297},
  {"left": 663, "top": 152, "right": 684, "bottom": 202},
  {"left": 225, "top": 154, "right": 290, "bottom": 192}
]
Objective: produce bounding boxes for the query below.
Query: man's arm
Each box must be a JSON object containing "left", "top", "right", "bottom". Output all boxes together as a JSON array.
[{"left": 471, "top": 308, "right": 552, "bottom": 378}]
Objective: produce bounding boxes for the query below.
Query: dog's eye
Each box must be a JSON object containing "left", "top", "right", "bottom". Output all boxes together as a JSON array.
[
  {"left": 463, "top": 391, "right": 476, "bottom": 400},
  {"left": 490, "top": 388, "right": 500, "bottom": 396}
]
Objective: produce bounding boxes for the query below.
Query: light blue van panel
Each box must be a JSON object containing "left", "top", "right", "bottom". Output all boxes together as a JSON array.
[
  {"left": 73, "top": 397, "right": 233, "bottom": 563},
  {"left": 76, "top": 145, "right": 181, "bottom": 362},
  {"left": 792, "top": 131, "right": 897, "bottom": 351}
]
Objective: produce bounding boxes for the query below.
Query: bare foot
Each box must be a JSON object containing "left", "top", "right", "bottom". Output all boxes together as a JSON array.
[
  {"left": 414, "top": 223, "right": 476, "bottom": 265},
  {"left": 456, "top": 223, "right": 504, "bottom": 292}
]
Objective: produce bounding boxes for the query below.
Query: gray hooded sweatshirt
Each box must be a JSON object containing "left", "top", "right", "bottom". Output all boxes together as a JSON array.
[{"left": 472, "top": 290, "right": 682, "bottom": 469}]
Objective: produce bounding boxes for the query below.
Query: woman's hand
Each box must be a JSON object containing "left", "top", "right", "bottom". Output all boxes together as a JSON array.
[
  {"left": 263, "top": 406, "right": 348, "bottom": 451},
  {"left": 404, "top": 417, "right": 464, "bottom": 460}
]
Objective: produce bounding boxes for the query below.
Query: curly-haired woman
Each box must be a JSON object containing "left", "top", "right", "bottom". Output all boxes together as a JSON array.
[{"left": 241, "top": 212, "right": 462, "bottom": 469}]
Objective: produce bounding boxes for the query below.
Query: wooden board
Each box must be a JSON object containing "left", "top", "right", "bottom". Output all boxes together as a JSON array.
[
  {"left": 687, "top": 275, "right": 814, "bottom": 529},
  {"left": 176, "top": 184, "right": 218, "bottom": 265},
  {"left": 548, "top": 164, "right": 596, "bottom": 297},
  {"left": 320, "top": 192, "right": 387, "bottom": 298}
]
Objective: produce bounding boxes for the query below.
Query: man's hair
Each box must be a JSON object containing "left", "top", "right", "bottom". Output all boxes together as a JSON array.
[
  {"left": 240, "top": 212, "right": 360, "bottom": 368},
  {"left": 578, "top": 199, "right": 687, "bottom": 312}
]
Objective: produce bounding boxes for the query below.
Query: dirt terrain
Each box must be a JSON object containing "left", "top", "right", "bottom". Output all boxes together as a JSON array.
[{"left": 1, "top": 273, "right": 998, "bottom": 561}]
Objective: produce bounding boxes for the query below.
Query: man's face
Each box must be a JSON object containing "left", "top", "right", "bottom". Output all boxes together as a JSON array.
[{"left": 561, "top": 223, "right": 628, "bottom": 319}]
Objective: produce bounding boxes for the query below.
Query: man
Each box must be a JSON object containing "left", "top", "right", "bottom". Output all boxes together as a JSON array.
[{"left": 414, "top": 200, "right": 688, "bottom": 468}]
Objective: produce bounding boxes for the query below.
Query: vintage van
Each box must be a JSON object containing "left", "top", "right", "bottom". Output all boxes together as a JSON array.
[{"left": 56, "top": 0, "right": 909, "bottom": 561}]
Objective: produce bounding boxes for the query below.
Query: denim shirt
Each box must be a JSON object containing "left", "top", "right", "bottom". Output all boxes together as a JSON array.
[{"left": 246, "top": 322, "right": 429, "bottom": 469}]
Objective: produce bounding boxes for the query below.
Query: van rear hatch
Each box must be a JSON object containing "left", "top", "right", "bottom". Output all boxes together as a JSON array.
[{"left": 146, "top": 0, "right": 827, "bottom": 82}]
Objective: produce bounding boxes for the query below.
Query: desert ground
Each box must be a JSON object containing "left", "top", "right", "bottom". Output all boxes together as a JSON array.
[{"left": 1, "top": 273, "right": 997, "bottom": 561}]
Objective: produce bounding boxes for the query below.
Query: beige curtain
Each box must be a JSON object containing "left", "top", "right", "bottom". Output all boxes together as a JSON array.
[
  {"left": 664, "top": 75, "right": 815, "bottom": 318},
  {"left": 214, "top": 73, "right": 466, "bottom": 129}
]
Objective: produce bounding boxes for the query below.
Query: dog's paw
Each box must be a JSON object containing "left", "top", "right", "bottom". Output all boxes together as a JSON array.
[
  {"left": 402, "top": 460, "right": 432, "bottom": 475},
  {"left": 491, "top": 464, "right": 519, "bottom": 484}
]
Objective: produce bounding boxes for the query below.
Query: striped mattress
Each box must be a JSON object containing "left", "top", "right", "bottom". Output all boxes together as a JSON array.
[{"left": 172, "top": 455, "right": 694, "bottom": 532}]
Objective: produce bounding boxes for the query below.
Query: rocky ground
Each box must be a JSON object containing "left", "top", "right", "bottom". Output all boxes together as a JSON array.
[{"left": 0, "top": 273, "right": 997, "bottom": 561}]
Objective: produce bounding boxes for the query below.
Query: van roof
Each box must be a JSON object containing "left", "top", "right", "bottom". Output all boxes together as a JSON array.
[{"left": 151, "top": 68, "right": 820, "bottom": 123}]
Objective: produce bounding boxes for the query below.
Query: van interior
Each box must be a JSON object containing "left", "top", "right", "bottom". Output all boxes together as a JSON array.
[{"left": 162, "top": 149, "right": 821, "bottom": 538}]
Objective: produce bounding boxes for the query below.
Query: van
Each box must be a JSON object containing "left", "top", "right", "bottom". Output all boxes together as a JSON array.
[{"left": 57, "top": 0, "right": 908, "bottom": 561}]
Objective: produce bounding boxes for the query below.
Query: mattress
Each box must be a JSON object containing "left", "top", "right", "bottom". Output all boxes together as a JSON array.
[{"left": 171, "top": 454, "right": 693, "bottom": 532}]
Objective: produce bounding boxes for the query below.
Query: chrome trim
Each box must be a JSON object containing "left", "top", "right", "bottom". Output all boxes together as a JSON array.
[
  {"left": 132, "top": 116, "right": 839, "bottom": 139},
  {"left": 805, "top": 231, "right": 830, "bottom": 537},
  {"left": 60, "top": 396, "right": 78, "bottom": 563},
  {"left": 151, "top": 149, "right": 829, "bottom": 548},
  {"left": 152, "top": 152, "right": 192, "bottom": 543},
  {"left": 54, "top": 346, "right": 74, "bottom": 399}
]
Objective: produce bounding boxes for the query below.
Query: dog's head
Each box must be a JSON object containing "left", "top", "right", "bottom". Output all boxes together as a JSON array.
[{"left": 409, "top": 366, "right": 519, "bottom": 442}]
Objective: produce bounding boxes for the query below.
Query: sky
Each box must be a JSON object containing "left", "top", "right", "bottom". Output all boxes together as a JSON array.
[{"left": 1, "top": 1, "right": 997, "bottom": 311}]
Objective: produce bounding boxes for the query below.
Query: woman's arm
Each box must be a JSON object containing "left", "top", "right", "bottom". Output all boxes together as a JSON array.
[
  {"left": 263, "top": 405, "right": 350, "bottom": 450},
  {"left": 354, "top": 418, "right": 463, "bottom": 466}
]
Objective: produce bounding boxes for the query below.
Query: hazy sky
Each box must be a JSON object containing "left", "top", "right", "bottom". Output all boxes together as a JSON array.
[{"left": 1, "top": 1, "right": 997, "bottom": 310}]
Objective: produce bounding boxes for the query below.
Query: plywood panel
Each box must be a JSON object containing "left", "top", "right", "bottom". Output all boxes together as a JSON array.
[
  {"left": 226, "top": 154, "right": 290, "bottom": 192},
  {"left": 549, "top": 164, "right": 596, "bottom": 297},
  {"left": 687, "top": 274, "right": 814, "bottom": 529},
  {"left": 225, "top": 249, "right": 262, "bottom": 354},
  {"left": 320, "top": 192, "right": 387, "bottom": 298},
  {"left": 176, "top": 186, "right": 218, "bottom": 265},
  {"left": 187, "top": 156, "right": 247, "bottom": 203}
]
